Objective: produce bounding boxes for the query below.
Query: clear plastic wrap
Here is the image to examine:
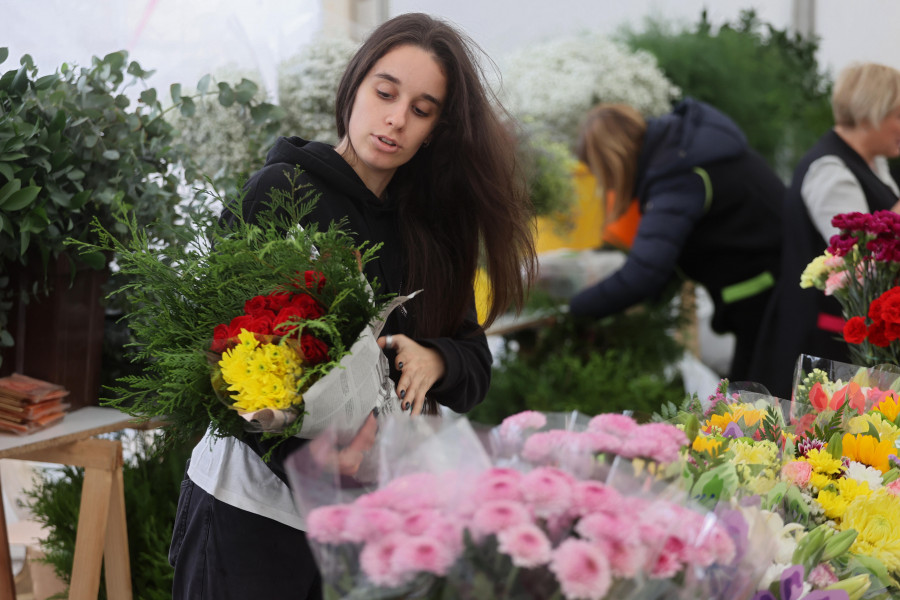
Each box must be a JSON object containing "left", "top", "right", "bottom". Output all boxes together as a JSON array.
[{"left": 285, "top": 411, "right": 773, "bottom": 599}]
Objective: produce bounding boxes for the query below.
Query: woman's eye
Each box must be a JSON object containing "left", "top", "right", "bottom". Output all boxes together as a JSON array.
[
  {"left": 412, "top": 106, "right": 430, "bottom": 117},
  {"left": 376, "top": 89, "right": 392, "bottom": 99}
]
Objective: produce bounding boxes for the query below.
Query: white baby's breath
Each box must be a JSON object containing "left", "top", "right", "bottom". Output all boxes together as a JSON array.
[{"left": 499, "top": 31, "right": 680, "bottom": 145}]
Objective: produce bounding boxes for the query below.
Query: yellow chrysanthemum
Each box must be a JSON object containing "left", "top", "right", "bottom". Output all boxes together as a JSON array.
[
  {"left": 875, "top": 395, "right": 900, "bottom": 423},
  {"left": 804, "top": 448, "right": 844, "bottom": 476},
  {"left": 218, "top": 329, "right": 304, "bottom": 413},
  {"left": 692, "top": 435, "right": 724, "bottom": 456},
  {"left": 816, "top": 477, "right": 874, "bottom": 520},
  {"left": 809, "top": 471, "right": 833, "bottom": 491},
  {"left": 842, "top": 433, "right": 894, "bottom": 473},
  {"left": 841, "top": 490, "right": 900, "bottom": 572},
  {"left": 705, "top": 404, "right": 765, "bottom": 433}
]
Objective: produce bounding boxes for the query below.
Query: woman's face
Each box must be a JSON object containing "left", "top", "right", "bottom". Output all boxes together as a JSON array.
[
  {"left": 871, "top": 106, "right": 900, "bottom": 158},
  {"left": 336, "top": 44, "right": 447, "bottom": 196}
]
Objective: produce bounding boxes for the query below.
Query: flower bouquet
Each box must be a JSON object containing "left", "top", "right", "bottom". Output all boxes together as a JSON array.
[
  {"left": 800, "top": 210, "right": 900, "bottom": 366},
  {"left": 654, "top": 380, "right": 900, "bottom": 597},
  {"left": 286, "top": 411, "right": 786, "bottom": 600},
  {"left": 69, "top": 171, "right": 403, "bottom": 450}
]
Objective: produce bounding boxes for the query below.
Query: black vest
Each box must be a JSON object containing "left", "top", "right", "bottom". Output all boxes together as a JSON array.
[{"left": 749, "top": 130, "right": 899, "bottom": 397}]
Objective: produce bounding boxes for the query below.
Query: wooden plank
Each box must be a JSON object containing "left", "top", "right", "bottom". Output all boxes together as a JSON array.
[
  {"left": 103, "top": 465, "right": 133, "bottom": 600},
  {"left": 69, "top": 466, "right": 113, "bottom": 600},
  {"left": 16, "top": 438, "right": 122, "bottom": 471},
  {"left": 0, "top": 407, "right": 137, "bottom": 459}
]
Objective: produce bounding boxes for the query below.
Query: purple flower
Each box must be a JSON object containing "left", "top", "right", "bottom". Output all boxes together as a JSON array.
[
  {"left": 752, "top": 564, "right": 850, "bottom": 600},
  {"left": 723, "top": 421, "right": 744, "bottom": 439}
]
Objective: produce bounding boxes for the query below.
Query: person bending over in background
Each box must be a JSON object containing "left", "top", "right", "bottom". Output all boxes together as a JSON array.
[
  {"left": 749, "top": 62, "right": 900, "bottom": 398},
  {"left": 569, "top": 98, "right": 784, "bottom": 381}
]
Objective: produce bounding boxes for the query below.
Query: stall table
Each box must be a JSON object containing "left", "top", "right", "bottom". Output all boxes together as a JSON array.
[{"left": 0, "top": 407, "right": 143, "bottom": 600}]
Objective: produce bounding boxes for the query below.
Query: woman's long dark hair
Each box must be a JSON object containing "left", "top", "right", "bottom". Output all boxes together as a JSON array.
[{"left": 335, "top": 13, "right": 536, "bottom": 339}]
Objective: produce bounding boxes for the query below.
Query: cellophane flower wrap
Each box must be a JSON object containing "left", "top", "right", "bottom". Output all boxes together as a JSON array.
[
  {"left": 658, "top": 371, "right": 900, "bottom": 597},
  {"left": 73, "top": 170, "right": 401, "bottom": 451},
  {"left": 287, "top": 410, "right": 780, "bottom": 600},
  {"left": 800, "top": 210, "right": 900, "bottom": 366}
]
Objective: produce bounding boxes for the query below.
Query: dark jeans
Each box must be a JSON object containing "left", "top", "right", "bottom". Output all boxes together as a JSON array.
[{"left": 169, "top": 463, "right": 323, "bottom": 600}]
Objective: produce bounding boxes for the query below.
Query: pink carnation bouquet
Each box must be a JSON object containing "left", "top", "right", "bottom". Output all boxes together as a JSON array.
[{"left": 285, "top": 411, "right": 767, "bottom": 599}]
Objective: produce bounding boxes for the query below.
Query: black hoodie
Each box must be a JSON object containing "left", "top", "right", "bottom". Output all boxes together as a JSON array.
[
  {"left": 569, "top": 98, "right": 784, "bottom": 336},
  {"left": 231, "top": 137, "right": 492, "bottom": 482}
]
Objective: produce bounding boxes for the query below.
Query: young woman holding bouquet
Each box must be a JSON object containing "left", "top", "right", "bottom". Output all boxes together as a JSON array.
[
  {"left": 168, "top": 12, "right": 536, "bottom": 599},
  {"left": 749, "top": 62, "right": 900, "bottom": 398},
  {"left": 569, "top": 99, "right": 785, "bottom": 381}
]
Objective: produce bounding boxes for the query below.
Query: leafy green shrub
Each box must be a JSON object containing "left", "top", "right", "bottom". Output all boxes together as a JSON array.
[
  {"left": 621, "top": 9, "right": 833, "bottom": 176},
  {"left": 469, "top": 293, "right": 687, "bottom": 426},
  {"left": 0, "top": 48, "right": 282, "bottom": 366},
  {"left": 25, "top": 434, "right": 194, "bottom": 599}
]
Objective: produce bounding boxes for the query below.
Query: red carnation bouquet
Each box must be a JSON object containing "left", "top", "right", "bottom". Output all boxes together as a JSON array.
[{"left": 800, "top": 210, "right": 900, "bottom": 366}]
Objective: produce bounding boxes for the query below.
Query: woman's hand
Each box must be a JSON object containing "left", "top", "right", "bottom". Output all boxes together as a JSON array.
[
  {"left": 309, "top": 411, "right": 379, "bottom": 477},
  {"left": 378, "top": 334, "right": 445, "bottom": 416}
]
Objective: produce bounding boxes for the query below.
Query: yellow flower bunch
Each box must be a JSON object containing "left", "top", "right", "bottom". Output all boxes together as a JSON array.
[
  {"left": 800, "top": 448, "right": 844, "bottom": 491},
  {"left": 817, "top": 477, "right": 874, "bottom": 520},
  {"left": 799, "top": 251, "right": 834, "bottom": 289},
  {"left": 728, "top": 439, "right": 781, "bottom": 494},
  {"left": 704, "top": 403, "right": 765, "bottom": 434},
  {"left": 218, "top": 329, "right": 305, "bottom": 412},
  {"left": 847, "top": 413, "right": 900, "bottom": 448},
  {"left": 692, "top": 435, "right": 724, "bottom": 457},
  {"left": 874, "top": 395, "right": 900, "bottom": 422},
  {"left": 840, "top": 489, "right": 900, "bottom": 572}
]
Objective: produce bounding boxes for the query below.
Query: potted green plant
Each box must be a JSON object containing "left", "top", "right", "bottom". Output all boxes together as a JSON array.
[{"left": 0, "top": 48, "right": 283, "bottom": 408}]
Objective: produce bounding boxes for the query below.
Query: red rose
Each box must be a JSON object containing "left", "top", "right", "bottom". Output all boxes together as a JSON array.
[
  {"left": 265, "top": 292, "right": 292, "bottom": 312},
  {"left": 273, "top": 306, "right": 306, "bottom": 334},
  {"left": 290, "top": 293, "right": 325, "bottom": 319},
  {"left": 843, "top": 316, "right": 868, "bottom": 344},
  {"left": 249, "top": 315, "right": 274, "bottom": 336},
  {"left": 244, "top": 295, "right": 269, "bottom": 317},
  {"left": 304, "top": 270, "right": 326, "bottom": 292},
  {"left": 300, "top": 334, "right": 329, "bottom": 365},
  {"left": 228, "top": 314, "right": 273, "bottom": 336},
  {"left": 227, "top": 315, "right": 255, "bottom": 337},
  {"left": 210, "top": 324, "right": 231, "bottom": 353},
  {"left": 868, "top": 320, "right": 891, "bottom": 347}
]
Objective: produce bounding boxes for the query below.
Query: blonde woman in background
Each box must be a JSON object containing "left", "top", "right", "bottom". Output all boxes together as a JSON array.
[
  {"left": 569, "top": 98, "right": 785, "bottom": 380},
  {"left": 750, "top": 62, "right": 900, "bottom": 398}
]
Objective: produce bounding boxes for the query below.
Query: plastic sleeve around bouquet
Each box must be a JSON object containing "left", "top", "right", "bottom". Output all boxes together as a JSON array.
[
  {"left": 489, "top": 410, "right": 690, "bottom": 487},
  {"left": 287, "top": 411, "right": 771, "bottom": 600},
  {"left": 789, "top": 354, "right": 900, "bottom": 432}
]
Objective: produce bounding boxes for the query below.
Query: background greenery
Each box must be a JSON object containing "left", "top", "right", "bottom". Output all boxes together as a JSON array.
[{"left": 622, "top": 9, "right": 834, "bottom": 178}]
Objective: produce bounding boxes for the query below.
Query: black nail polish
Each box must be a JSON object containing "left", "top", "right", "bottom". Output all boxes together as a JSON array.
[
  {"left": 403, "top": 402, "right": 410, "bottom": 410},
  {"left": 398, "top": 362, "right": 404, "bottom": 370},
  {"left": 399, "top": 389, "right": 406, "bottom": 399},
  {"left": 372, "top": 406, "right": 380, "bottom": 417}
]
